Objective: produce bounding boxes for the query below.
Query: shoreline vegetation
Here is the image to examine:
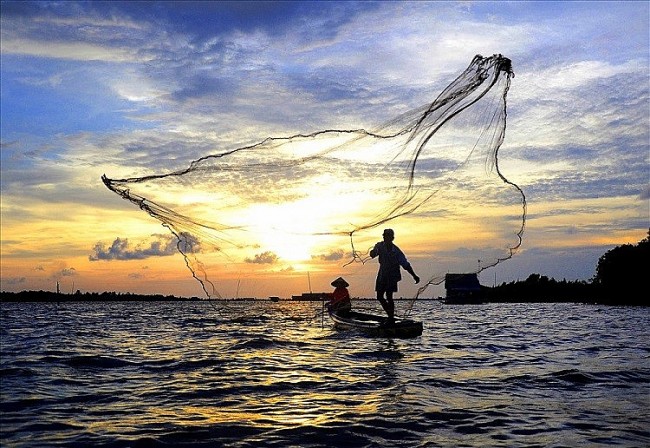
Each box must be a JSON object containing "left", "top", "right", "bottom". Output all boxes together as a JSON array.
[{"left": 2, "top": 232, "right": 647, "bottom": 306}]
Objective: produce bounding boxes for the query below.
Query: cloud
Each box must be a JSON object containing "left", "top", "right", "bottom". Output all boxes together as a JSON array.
[
  {"left": 127, "top": 265, "right": 151, "bottom": 279},
  {"left": 1, "top": 38, "right": 140, "bottom": 62},
  {"left": 245, "top": 251, "right": 278, "bottom": 264},
  {"left": 176, "top": 232, "right": 202, "bottom": 254},
  {"left": 89, "top": 234, "right": 179, "bottom": 261},
  {"left": 49, "top": 267, "right": 77, "bottom": 280},
  {"left": 60, "top": 268, "right": 76, "bottom": 277},
  {"left": 313, "top": 249, "right": 346, "bottom": 262},
  {"left": 4, "top": 277, "right": 26, "bottom": 286}
]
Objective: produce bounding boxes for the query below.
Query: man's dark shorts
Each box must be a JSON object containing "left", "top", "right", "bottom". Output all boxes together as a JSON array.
[{"left": 375, "top": 277, "right": 398, "bottom": 293}]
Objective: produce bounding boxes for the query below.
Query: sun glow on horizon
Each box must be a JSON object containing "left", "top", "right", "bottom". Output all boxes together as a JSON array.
[{"left": 241, "top": 180, "right": 351, "bottom": 263}]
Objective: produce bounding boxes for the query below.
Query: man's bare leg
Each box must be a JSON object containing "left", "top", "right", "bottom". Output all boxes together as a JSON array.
[
  {"left": 385, "top": 291, "right": 395, "bottom": 322},
  {"left": 377, "top": 291, "right": 391, "bottom": 316}
]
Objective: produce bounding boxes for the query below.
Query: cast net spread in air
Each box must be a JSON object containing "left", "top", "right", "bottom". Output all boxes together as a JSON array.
[{"left": 102, "top": 54, "right": 525, "bottom": 315}]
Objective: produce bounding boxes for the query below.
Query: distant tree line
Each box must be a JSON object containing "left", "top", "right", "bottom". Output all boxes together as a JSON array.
[
  {"left": 486, "top": 230, "right": 649, "bottom": 306},
  {"left": 0, "top": 290, "right": 200, "bottom": 303}
]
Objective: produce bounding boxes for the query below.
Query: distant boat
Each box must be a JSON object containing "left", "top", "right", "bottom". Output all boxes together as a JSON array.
[
  {"left": 328, "top": 308, "right": 423, "bottom": 338},
  {"left": 269, "top": 296, "right": 280, "bottom": 302}
]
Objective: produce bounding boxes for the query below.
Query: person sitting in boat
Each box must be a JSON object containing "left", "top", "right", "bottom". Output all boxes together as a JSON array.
[{"left": 328, "top": 277, "right": 352, "bottom": 316}]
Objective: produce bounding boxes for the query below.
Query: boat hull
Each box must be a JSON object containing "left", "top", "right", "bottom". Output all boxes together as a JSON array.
[{"left": 328, "top": 310, "right": 423, "bottom": 338}]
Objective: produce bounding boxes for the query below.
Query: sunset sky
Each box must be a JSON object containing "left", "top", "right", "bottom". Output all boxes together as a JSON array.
[{"left": 1, "top": 1, "right": 648, "bottom": 299}]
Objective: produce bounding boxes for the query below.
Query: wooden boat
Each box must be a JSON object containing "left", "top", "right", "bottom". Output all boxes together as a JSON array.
[{"left": 328, "top": 309, "right": 423, "bottom": 338}]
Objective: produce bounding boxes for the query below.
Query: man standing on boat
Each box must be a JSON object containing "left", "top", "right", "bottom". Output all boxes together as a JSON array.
[{"left": 370, "top": 228, "right": 420, "bottom": 324}]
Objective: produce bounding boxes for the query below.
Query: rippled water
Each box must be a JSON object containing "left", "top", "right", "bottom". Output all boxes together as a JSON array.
[{"left": 1, "top": 300, "right": 649, "bottom": 447}]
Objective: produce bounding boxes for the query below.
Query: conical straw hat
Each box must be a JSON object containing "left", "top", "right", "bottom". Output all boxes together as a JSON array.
[{"left": 331, "top": 277, "right": 349, "bottom": 287}]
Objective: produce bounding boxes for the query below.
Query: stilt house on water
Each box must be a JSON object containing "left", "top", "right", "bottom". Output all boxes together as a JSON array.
[
  {"left": 291, "top": 292, "right": 329, "bottom": 301},
  {"left": 444, "top": 273, "right": 484, "bottom": 304}
]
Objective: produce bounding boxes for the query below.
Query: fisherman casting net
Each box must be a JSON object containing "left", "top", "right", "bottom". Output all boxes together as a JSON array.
[{"left": 102, "top": 54, "right": 525, "bottom": 314}]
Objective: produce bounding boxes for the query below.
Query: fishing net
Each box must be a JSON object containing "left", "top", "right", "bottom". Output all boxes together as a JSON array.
[{"left": 102, "top": 54, "right": 525, "bottom": 313}]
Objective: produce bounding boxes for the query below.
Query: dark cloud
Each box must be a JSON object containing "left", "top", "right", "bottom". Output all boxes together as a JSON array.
[
  {"left": 61, "top": 268, "right": 76, "bottom": 277},
  {"left": 0, "top": 1, "right": 50, "bottom": 17},
  {"left": 313, "top": 249, "right": 346, "bottom": 262},
  {"left": 0, "top": 140, "right": 19, "bottom": 149},
  {"left": 49, "top": 267, "right": 77, "bottom": 280},
  {"left": 4, "top": 277, "right": 26, "bottom": 285},
  {"left": 110, "top": 1, "right": 377, "bottom": 42},
  {"left": 128, "top": 265, "right": 149, "bottom": 279},
  {"left": 4, "top": 1, "right": 376, "bottom": 45},
  {"left": 89, "top": 235, "right": 179, "bottom": 261},
  {"left": 171, "top": 73, "right": 238, "bottom": 103},
  {"left": 244, "top": 251, "right": 278, "bottom": 264},
  {"left": 177, "top": 232, "right": 201, "bottom": 254}
]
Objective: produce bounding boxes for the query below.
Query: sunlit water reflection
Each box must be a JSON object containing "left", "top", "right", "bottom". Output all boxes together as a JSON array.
[{"left": 1, "top": 301, "right": 648, "bottom": 447}]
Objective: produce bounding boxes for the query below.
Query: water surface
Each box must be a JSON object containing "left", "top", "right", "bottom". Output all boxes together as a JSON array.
[{"left": 1, "top": 301, "right": 648, "bottom": 447}]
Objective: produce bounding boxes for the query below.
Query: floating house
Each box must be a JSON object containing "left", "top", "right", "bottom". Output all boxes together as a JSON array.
[
  {"left": 291, "top": 292, "right": 329, "bottom": 301},
  {"left": 444, "top": 273, "right": 484, "bottom": 304}
]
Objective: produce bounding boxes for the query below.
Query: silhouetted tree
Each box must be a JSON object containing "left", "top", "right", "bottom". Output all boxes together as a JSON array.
[{"left": 593, "top": 229, "right": 649, "bottom": 305}]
